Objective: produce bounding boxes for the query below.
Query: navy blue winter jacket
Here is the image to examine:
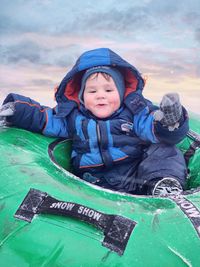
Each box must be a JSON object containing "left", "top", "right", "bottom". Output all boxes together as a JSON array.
[{"left": 4, "top": 48, "right": 189, "bottom": 190}]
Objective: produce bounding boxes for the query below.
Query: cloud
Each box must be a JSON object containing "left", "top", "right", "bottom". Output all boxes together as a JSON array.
[
  {"left": 0, "top": 41, "right": 42, "bottom": 64},
  {"left": 1, "top": 0, "right": 200, "bottom": 80},
  {"left": 30, "top": 79, "right": 54, "bottom": 87},
  {"left": 195, "top": 28, "right": 200, "bottom": 43},
  {"left": 1, "top": 0, "right": 198, "bottom": 36},
  {"left": 0, "top": 0, "right": 199, "bottom": 48},
  {"left": 0, "top": 40, "right": 81, "bottom": 67},
  {"left": 76, "top": 7, "right": 155, "bottom": 36}
]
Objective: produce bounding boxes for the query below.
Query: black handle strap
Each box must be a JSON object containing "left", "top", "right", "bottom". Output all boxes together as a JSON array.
[
  {"left": 184, "top": 130, "right": 200, "bottom": 165},
  {"left": 14, "top": 188, "right": 136, "bottom": 255}
]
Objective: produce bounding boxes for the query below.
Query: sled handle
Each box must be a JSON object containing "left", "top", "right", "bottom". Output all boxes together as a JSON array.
[{"left": 14, "top": 188, "right": 136, "bottom": 256}]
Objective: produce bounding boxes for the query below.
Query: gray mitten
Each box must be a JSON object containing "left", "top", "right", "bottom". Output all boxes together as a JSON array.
[
  {"left": 0, "top": 102, "right": 15, "bottom": 127},
  {"left": 154, "top": 93, "right": 183, "bottom": 131}
]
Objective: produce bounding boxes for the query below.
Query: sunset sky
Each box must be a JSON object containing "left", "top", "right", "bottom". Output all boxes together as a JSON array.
[{"left": 0, "top": 0, "right": 200, "bottom": 114}]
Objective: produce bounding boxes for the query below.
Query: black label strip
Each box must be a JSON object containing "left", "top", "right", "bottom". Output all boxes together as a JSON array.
[
  {"left": 170, "top": 194, "right": 200, "bottom": 238},
  {"left": 14, "top": 188, "right": 136, "bottom": 255}
]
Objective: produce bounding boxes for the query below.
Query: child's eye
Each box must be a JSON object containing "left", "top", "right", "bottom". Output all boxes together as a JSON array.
[{"left": 106, "top": 88, "right": 113, "bottom": 92}]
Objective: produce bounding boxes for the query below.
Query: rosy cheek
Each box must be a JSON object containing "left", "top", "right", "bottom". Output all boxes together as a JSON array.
[
  {"left": 84, "top": 98, "right": 93, "bottom": 109},
  {"left": 84, "top": 102, "right": 89, "bottom": 109}
]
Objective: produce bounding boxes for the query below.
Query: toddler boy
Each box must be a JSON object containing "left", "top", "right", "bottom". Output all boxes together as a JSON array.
[{"left": 0, "top": 48, "right": 189, "bottom": 196}]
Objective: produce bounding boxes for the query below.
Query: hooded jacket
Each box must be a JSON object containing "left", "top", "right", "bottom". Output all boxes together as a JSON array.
[{"left": 4, "top": 48, "right": 189, "bottom": 191}]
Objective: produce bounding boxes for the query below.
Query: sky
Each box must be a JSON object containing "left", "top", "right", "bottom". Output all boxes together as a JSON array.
[{"left": 0, "top": 0, "right": 200, "bottom": 114}]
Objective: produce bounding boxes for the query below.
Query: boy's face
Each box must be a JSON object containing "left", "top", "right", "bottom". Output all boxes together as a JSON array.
[{"left": 83, "top": 73, "right": 121, "bottom": 119}]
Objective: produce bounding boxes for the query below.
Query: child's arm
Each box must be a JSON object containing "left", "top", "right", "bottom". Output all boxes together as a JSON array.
[
  {"left": 0, "top": 93, "right": 69, "bottom": 138},
  {"left": 133, "top": 93, "right": 189, "bottom": 144}
]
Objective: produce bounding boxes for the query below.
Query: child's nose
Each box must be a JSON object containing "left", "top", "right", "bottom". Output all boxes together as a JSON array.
[{"left": 96, "top": 90, "right": 105, "bottom": 98}]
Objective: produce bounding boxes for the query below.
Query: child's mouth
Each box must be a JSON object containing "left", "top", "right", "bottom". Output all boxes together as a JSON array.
[{"left": 97, "top": 104, "right": 106, "bottom": 107}]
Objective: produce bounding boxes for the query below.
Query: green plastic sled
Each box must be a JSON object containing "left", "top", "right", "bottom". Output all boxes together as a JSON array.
[{"left": 0, "top": 114, "right": 200, "bottom": 267}]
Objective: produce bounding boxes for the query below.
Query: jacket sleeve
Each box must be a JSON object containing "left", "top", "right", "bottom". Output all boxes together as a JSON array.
[
  {"left": 133, "top": 106, "right": 189, "bottom": 145},
  {"left": 133, "top": 106, "right": 158, "bottom": 143},
  {"left": 3, "top": 93, "right": 69, "bottom": 138}
]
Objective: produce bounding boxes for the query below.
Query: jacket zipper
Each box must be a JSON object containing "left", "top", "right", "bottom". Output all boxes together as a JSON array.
[{"left": 96, "top": 122, "right": 104, "bottom": 165}]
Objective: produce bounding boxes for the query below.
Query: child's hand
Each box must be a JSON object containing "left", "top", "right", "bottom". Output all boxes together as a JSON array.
[
  {"left": 0, "top": 102, "right": 15, "bottom": 127},
  {"left": 154, "top": 93, "right": 183, "bottom": 131}
]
